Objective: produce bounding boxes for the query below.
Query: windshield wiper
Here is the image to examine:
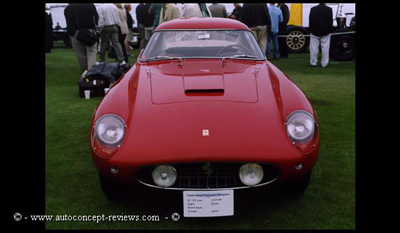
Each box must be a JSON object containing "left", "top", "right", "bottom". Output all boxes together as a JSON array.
[{"left": 145, "top": 56, "right": 182, "bottom": 61}]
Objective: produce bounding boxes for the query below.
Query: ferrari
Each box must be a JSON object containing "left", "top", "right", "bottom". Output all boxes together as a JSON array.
[{"left": 90, "top": 18, "right": 320, "bottom": 217}]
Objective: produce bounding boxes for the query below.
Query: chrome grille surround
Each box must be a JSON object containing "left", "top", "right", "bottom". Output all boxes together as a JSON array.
[{"left": 135, "top": 162, "right": 280, "bottom": 190}]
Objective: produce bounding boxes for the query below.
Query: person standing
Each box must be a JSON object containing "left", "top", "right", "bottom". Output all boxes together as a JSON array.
[
  {"left": 239, "top": 3, "right": 272, "bottom": 54},
  {"left": 229, "top": 3, "right": 242, "bottom": 20},
  {"left": 148, "top": 3, "right": 163, "bottom": 28},
  {"left": 97, "top": 3, "right": 126, "bottom": 66},
  {"left": 124, "top": 4, "right": 134, "bottom": 56},
  {"left": 64, "top": 4, "right": 75, "bottom": 50},
  {"left": 137, "top": 3, "right": 155, "bottom": 51},
  {"left": 198, "top": 3, "right": 212, "bottom": 17},
  {"left": 309, "top": 3, "right": 333, "bottom": 68},
  {"left": 278, "top": 3, "right": 290, "bottom": 58},
  {"left": 159, "top": 3, "right": 180, "bottom": 24},
  {"left": 115, "top": 3, "right": 129, "bottom": 63},
  {"left": 45, "top": 5, "right": 53, "bottom": 53},
  {"left": 208, "top": 3, "right": 228, "bottom": 18},
  {"left": 266, "top": 3, "right": 283, "bottom": 60},
  {"left": 55, "top": 22, "right": 62, "bottom": 30},
  {"left": 136, "top": 3, "right": 147, "bottom": 51},
  {"left": 143, "top": 4, "right": 155, "bottom": 50},
  {"left": 144, "top": 4, "right": 155, "bottom": 46},
  {"left": 180, "top": 3, "right": 204, "bottom": 18},
  {"left": 68, "top": 3, "right": 99, "bottom": 73}
]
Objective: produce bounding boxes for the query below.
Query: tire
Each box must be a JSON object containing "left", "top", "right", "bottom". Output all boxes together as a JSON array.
[
  {"left": 285, "top": 26, "right": 310, "bottom": 53},
  {"left": 281, "top": 171, "right": 312, "bottom": 195},
  {"left": 330, "top": 28, "right": 355, "bottom": 61}
]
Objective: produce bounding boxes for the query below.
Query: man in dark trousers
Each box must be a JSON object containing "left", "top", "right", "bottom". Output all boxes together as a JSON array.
[
  {"left": 239, "top": 3, "right": 272, "bottom": 54},
  {"left": 309, "top": 3, "right": 333, "bottom": 68},
  {"left": 278, "top": 3, "right": 290, "bottom": 59}
]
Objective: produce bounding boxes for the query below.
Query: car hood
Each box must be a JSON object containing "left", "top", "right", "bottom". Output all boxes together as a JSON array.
[
  {"left": 150, "top": 59, "right": 258, "bottom": 104},
  {"left": 112, "top": 60, "right": 302, "bottom": 164}
]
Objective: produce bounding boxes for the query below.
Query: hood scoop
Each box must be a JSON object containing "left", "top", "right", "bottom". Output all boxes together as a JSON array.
[{"left": 184, "top": 75, "right": 224, "bottom": 96}]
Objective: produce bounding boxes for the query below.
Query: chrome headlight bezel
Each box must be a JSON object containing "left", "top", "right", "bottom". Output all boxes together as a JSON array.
[
  {"left": 94, "top": 114, "right": 126, "bottom": 146},
  {"left": 285, "top": 110, "right": 316, "bottom": 143}
]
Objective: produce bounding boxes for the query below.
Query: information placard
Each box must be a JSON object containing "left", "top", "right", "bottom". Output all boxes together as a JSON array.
[{"left": 183, "top": 190, "right": 234, "bottom": 217}]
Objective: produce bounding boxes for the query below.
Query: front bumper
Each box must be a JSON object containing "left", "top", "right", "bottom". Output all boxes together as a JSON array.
[{"left": 91, "top": 144, "right": 319, "bottom": 190}]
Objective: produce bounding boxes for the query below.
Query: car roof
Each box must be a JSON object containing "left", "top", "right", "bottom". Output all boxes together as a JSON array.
[{"left": 155, "top": 18, "right": 250, "bottom": 31}]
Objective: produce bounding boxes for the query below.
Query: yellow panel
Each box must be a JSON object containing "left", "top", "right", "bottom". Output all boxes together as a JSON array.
[{"left": 288, "top": 4, "right": 303, "bottom": 26}]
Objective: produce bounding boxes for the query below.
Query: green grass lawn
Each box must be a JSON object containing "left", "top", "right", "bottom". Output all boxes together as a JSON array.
[{"left": 45, "top": 44, "right": 355, "bottom": 230}]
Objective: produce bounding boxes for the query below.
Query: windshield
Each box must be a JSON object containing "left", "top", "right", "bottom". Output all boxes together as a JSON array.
[{"left": 141, "top": 30, "right": 265, "bottom": 61}]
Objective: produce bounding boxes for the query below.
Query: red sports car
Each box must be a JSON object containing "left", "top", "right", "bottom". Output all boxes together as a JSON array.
[{"left": 90, "top": 18, "right": 320, "bottom": 217}]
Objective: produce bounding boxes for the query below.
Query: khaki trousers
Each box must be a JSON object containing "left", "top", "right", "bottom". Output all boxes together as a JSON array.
[
  {"left": 72, "top": 30, "right": 97, "bottom": 73},
  {"left": 250, "top": 25, "right": 268, "bottom": 54}
]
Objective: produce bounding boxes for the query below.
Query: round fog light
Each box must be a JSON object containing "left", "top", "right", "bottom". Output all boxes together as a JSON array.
[
  {"left": 152, "top": 165, "right": 177, "bottom": 188},
  {"left": 239, "top": 163, "right": 264, "bottom": 186}
]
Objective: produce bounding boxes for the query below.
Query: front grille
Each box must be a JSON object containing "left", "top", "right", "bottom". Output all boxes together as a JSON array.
[
  {"left": 135, "top": 162, "right": 280, "bottom": 190},
  {"left": 177, "top": 163, "right": 241, "bottom": 189}
]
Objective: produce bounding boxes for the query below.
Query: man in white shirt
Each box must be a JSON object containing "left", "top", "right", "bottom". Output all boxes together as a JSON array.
[
  {"left": 180, "top": 4, "right": 204, "bottom": 18},
  {"left": 97, "top": 3, "right": 125, "bottom": 66}
]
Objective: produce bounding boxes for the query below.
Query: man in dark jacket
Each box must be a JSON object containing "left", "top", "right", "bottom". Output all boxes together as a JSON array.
[
  {"left": 148, "top": 4, "right": 163, "bottom": 27},
  {"left": 143, "top": 4, "right": 155, "bottom": 50},
  {"left": 309, "top": 3, "right": 333, "bottom": 68},
  {"left": 125, "top": 4, "right": 134, "bottom": 56},
  {"left": 45, "top": 10, "right": 53, "bottom": 53},
  {"left": 64, "top": 4, "right": 75, "bottom": 50},
  {"left": 239, "top": 3, "right": 272, "bottom": 54},
  {"left": 229, "top": 3, "right": 242, "bottom": 20},
  {"left": 278, "top": 3, "right": 289, "bottom": 58},
  {"left": 67, "top": 3, "right": 99, "bottom": 73},
  {"left": 136, "top": 3, "right": 147, "bottom": 51}
]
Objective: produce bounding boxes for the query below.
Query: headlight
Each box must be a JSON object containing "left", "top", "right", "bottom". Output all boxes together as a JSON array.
[
  {"left": 239, "top": 163, "right": 264, "bottom": 186},
  {"left": 152, "top": 165, "right": 177, "bottom": 188},
  {"left": 94, "top": 114, "right": 126, "bottom": 146},
  {"left": 286, "top": 110, "right": 315, "bottom": 143}
]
